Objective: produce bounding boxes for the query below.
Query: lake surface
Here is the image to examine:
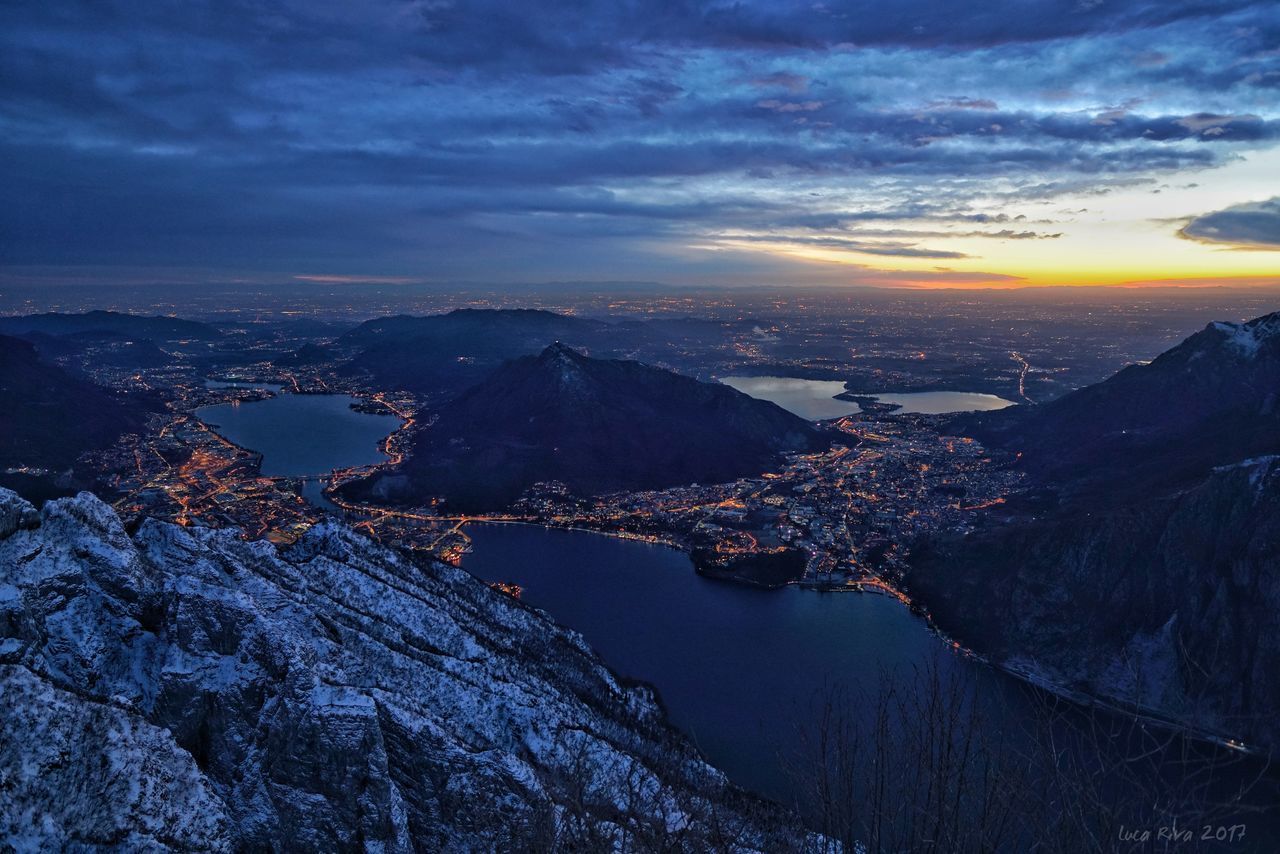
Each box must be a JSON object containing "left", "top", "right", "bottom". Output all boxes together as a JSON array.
[
  {"left": 720, "top": 375, "right": 1015, "bottom": 419},
  {"left": 461, "top": 523, "right": 1280, "bottom": 840},
  {"left": 195, "top": 390, "right": 402, "bottom": 477},
  {"left": 873, "top": 390, "right": 1016, "bottom": 415},
  {"left": 719, "top": 376, "right": 858, "bottom": 420},
  {"left": 460, "top": 523, "right": 1010, "bottom": 803}
]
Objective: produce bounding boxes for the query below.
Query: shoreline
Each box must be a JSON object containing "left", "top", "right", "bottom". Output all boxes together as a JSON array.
[
  {"left": 184, "top": 383, "right": 1268, "bottom": 766},
  {"left": 460, "top": 517, "right": 1267, "bottom": 759}
]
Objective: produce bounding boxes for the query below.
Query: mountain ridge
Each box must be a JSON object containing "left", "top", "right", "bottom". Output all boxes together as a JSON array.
[
  {"left": 0, "top": 488, "right": 807, "bottom": 849},
  {"left": 346, "top": 343, "right": 827, "bottom": 510},
  {"left": 339, "top": 309, "right": 622, "bottom": 395},
  {"left": 954, "top": 308, "right": 1280, "bottom": 505},
  {"left": 0, "top": 334, "right": 147, "bottom": 478},
  {"left": 0, "top": 310, "right": 220, "bottom": 342},
  {"left": 909, "top": 309, "right": 1280, "bottom": 750}
]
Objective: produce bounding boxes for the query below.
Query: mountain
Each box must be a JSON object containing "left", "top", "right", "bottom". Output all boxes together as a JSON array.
[
  {"left": 109, "top": 338, "right": 173, "bottom": 368},
  {"left": 0, "top": 310, "right": 221, "bottom": 342},
  {"left": 955, "top": 311, "right": 1280, "bottom": 506},
  {"left": 12, "top": 329, "right": 177, "bottom": 371},
  {"left": 340, "top": 308, "right": 611, "bottom": 348},
  {"left": 908, "top": 310, "right": 1280, "bottom": 749},
  {"left": 0, "top": 489, "right": 804, "bottom": 849},
  {"left": 347, "top": 343, "right": 827, "bottom": 511},
  {"left": 85, "top": 335, "right": 175, "bottom": 368},
  {"left": 339, "top": 309, "right": 621, "bottom": 395},
  {"left": 0, "top": 334, "right": 147, "bottom": 474},
  {"left": 272, "top": 341, "right": 334, "bottom": 366}
]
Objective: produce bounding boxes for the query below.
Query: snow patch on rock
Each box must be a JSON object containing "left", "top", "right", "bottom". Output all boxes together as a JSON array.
[
  {"left": 1211, "top": 312, "right": 1280, "bottom": 358},
  {"left": 0, "top": 489, "right": 802, "bottom": 849}
]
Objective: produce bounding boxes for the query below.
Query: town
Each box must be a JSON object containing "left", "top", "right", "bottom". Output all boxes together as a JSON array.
[{"left": 74, "top": 339, "right": 1020, "bottom": 607}]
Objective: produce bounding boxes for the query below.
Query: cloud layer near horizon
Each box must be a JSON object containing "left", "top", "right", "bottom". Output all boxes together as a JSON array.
[
  {"left": 1181, "top": 197, "right": 1280, "bottom": 250},
  {"left": 2, "top": 1, "right": 1278, "bottom": 285}
]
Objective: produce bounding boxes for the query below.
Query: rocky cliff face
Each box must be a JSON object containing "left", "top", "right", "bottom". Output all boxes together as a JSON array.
[{"left": 0, "top": 489, "right": 804, "bottom": 850}]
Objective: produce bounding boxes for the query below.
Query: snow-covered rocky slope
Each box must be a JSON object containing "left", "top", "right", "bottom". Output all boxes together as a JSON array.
[{"left": 0, "top": 489, "right": 806, "bottom": 850}]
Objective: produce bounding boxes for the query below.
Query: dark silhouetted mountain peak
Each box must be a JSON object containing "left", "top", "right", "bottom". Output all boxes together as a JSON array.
[
  {"left": 337, "top": 309, "right": 619, "bottom": 395},
  {"left": 539, "top": 339, "right": 577, "bottom": 357},
  {"left": 957, "top": 308, "right": 1280, "bottom": 503},
  {"left": 1201, "top": 310, "right": 1280, "bottom": 359},
  {"left": 536, "top": 339, "right": 589, "bottom": 367},
  {"left": 536, "top": 342, "right": 594, "bottom": 392},
  {"left": 911, "top": 311, "right": 1280, "bottom": 750},
  {"left": 346, "top": 348, "right": 828, "bottom": 510}
]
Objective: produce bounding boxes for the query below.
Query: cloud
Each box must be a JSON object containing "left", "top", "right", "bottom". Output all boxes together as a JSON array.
[
  {"left": 925, "top": 96, "right": 998, "bottom": 110},
  {"left": 1132, "top": 50, "right": 1170, "bottom": 67},
  {"left": 755, "top": 99, "right": 825, "bottom": 113},
  {"left": 1178, "top": 197, "right": 1280, "bottom": 249},
  {"left": 1, "top": 0, "right": 1278, "bottom": 284},
  {"left": 716, "top": 233, "right": 970, "bottom": 258},
  {"left": 1174, "top": 112, "right": 1265, "bottom": 136},
  {"left": 749, "top": 72, "right": 810, "bottom": 92}
]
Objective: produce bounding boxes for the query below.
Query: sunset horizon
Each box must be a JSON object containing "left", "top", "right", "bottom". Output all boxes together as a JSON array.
[{"left": 4, "top": 1, "right": 1277, "bottom": 293}]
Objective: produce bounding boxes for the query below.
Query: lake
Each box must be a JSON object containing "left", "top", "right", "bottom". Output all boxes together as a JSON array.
[
  {"left": 459, "top": 522, "right": 1012, "bottom": 803},
  {"left": 194, "top": 388, "right": 1277, "bottom": 840},
  {"left": 195, "top": 389, "right": 402, "bottom": 477},
  {"left": 720, "top": 375, "right": 1015, "bottom": 420},
  {"left": 460, "top": 524, "right": 1280, "bottom": 843}
]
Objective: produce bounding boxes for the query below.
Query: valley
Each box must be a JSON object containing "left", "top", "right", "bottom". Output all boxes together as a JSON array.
[
  {"left": 4, "top": 297, "right": 1279, "bottom": 847},
  {"left": 9, "top": 3, "right": 1280, "bottom": 844}
]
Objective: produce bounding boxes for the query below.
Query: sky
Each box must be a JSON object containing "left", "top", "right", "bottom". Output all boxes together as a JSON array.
[{"left": 2, "top": 0, "right": 1279, "bottom": 290}]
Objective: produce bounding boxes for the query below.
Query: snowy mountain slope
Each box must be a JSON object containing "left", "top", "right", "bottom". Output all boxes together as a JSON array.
[{"left": 0, "top": 489, "right": 806, "bottom": 850}]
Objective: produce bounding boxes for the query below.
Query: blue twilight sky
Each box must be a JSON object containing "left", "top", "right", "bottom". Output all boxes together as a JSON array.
[{"left": 2, "top": 0, "right": 1279, "bottom": 289}]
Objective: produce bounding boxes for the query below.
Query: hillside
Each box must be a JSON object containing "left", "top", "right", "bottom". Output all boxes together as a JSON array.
[
  {"left": 272, "top": 341, "right": 334, "bottom": 366},
  {"left": 339, "top": 308, "right": 624, "bottom": 395},
  {"left": 0, "top": 310, "right": 220, "bottom": 342},
  {"left": 0, "top": 334, "right": 146, "bottom": 473},
  {"left": 909, "top": 310, "right": 1280, "bottom": 749},
  {"left": 347, "top": 343, "right": 826, "bottom": 510},
  {"left": 955, "top": 310, "right": 1280, "bottom": 505},
  {"left": 0, "top": 489, "right": 807, "bottom": 849}
]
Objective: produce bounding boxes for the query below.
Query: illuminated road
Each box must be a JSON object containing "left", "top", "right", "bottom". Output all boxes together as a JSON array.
[{"left": 1010, "top": 351, "right": 1033, "bottom": 403}]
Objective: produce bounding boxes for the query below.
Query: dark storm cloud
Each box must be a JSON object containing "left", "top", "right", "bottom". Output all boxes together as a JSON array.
[
  {"left": 383, "top": 0, "right": 1280, "bottom": 65},
  {"left": 1179, "top": 197, "right": 1280, "bottom": 249},
  {"left": 24, "top": 0, "right": 1263, "bottom": 73},
  {"left": 1, "top": 0, "right": 1277, "bottom": 280}
]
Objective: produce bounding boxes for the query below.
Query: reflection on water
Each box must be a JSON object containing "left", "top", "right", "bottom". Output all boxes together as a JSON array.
[{"left": 721, "top": 375, "right": 1015, "bottom": 419}]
